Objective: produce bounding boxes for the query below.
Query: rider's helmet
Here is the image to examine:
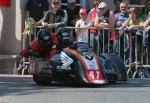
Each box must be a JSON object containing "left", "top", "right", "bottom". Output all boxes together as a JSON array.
[
  {"left": 57, "top": 27, "right": 72, "bottom": 47},
  {"left": 37, "top": 29, "right": 52, "bottom": 49}
]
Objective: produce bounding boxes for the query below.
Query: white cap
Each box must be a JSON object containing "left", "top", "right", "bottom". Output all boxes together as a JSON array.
[
  {"left": 67, "top": 0, "right": 76, "bottom": 3},
  {"left": 98, "top": 2, "right": 107, "bottom": 8}
]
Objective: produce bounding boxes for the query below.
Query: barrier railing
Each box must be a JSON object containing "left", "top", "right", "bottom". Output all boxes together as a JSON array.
[{"left": 20, "top": 26, "right": 150, "bottom": 78}]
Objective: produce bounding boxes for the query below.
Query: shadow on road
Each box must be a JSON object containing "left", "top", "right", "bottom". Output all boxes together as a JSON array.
[{"left": 0, "top": 75, "right": 150, "bottom": 96}]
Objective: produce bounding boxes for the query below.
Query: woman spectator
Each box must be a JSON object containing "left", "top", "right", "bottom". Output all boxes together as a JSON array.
[
  {"left": 86, "top": 0, "right": 100, "bottom": 52},
  {"left": 120, "top": 7, "right": 144, "bottom": 64},
  {"left": 120, "top": 8, "right": 143, "bottom": 29}
]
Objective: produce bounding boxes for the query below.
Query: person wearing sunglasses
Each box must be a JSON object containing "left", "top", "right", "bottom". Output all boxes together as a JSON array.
[
  {"left": 94, "top": 2, "right": 115, "bottom": 54},
  {"left": 113, "top": 1, "right": 129, "bottom": 63},
  {"left": 115, "top": 1, "right": 129, "bottom": 28},
  {"left": 42, "top": 0, "right": 68, "bottom": 33},
  {"left": 94, "top": 2, "right": 115, "bottom": 28}
]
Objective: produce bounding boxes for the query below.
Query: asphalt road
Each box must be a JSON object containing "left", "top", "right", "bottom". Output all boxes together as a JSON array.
[{"left": 0, "top": 74, "right": 150, "bottom": 103}]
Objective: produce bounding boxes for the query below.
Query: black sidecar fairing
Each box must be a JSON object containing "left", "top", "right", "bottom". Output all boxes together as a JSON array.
[
  {"left": 73, "top": 42, "right": 120, "bottom": 83},
  {"left": 99, "top": 53, "right": 127, "bottom": 82},
  {"left": 32, "top": 41, "right": 126, "bottom": 84},
  {"left": 50, "top": 42, "right": 118, "bottom": 84},
  {"left": 66, "top": 42, "right": 107, "bottom": 84},
  {"left": 49, "top": 50, "right": 83, "bottom": 83}
]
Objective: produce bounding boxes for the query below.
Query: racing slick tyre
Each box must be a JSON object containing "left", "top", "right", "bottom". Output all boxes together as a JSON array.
[
  {"left": 109, "top": 54, "right": 127, "bottom": 81},
  {"left": 31, "top": 58, "right": 52, "bottom": 84}
]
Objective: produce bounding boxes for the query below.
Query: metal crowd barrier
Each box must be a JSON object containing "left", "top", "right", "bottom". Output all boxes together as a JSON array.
[{"left": 19, "top": 26, "right": 150, "bottom": 78}]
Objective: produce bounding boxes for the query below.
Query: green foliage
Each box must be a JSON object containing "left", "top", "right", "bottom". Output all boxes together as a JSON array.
[{"left": 26, "top": 17, "right": 35, "bottom": 35}]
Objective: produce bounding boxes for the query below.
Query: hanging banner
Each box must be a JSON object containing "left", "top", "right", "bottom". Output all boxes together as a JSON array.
[{"left": 0, "top": 0, "right": 11, "bottom": 7}]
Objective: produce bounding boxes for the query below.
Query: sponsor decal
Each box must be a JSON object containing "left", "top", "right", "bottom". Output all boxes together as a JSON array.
[
  {"left": 61, "top": 51, "right": 73, "bottom": 67},
  {"left": 82, "top": 51, "right": 94, "bottom": 60},
  {"left": 81, "top": 55, "right": 98, "bottom": 70},
  {"left": 56, "top": 66, "right": 71, "bottom": 70},
  {"left": 62, "top": 32, "right": 69, "bottom": 36},
  {"left": 55, "top": 51, "right": 73, "bottom": 71}
]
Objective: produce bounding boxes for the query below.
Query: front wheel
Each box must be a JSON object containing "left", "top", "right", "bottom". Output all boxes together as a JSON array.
[{"left": 33, "top": 73, "right": 52, "bottom": 85}]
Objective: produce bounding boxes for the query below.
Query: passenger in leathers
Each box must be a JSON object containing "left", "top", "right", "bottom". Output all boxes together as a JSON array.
[
  {"left": 19, "top": 28, "right": 72, "bottom": 60},
  {"left": 19, "top": 28, "right": 59, "bottom": 60}
]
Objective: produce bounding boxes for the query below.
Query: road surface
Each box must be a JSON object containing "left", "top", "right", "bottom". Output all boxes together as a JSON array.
[{"left": 0, "top": 74, "right": 150, "bottom": 103}]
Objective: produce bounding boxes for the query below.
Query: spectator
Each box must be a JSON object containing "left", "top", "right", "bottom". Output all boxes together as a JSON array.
[
  {"left": 25, "top": 0, "right": 49, "bottom": 24},
  {"left": 142, "top": 0, "right": 150, "bottom": 31},
  {"left": 120, "top": 7, "right": 144, "bottom": 64},
  {"left": 94, "top": 2, "right": 115, "bottom": 28},
  {"left": 114, "top": 1, "right": 129, "bottom": 62},
  {"left": 65, "top": 0, "right": 80, "bottom": 27},
  {"left": 23, "top": 0, "right": 49, "bottom": 48},
  {"left": 141, "top": 0, "right": 150, "bottom": 65},
  {"left": 144, "top": 12, "right": 150, "bottom": 32},
  {"left": 24, "top": 0, "right": 49, "bottom": 42},
  {"left": 115, "top": 1, "right": 129, "bottom": 28},
  {"left": 42, "top": 0, "right": 68, "bottom": 33},
  {"left": 114, "top": 0, "right": 123, "bottom": 14},
  {"left": 121, "top": 8, "right": 143, "bottom": 29},
  {"left": 86, "top": 0, "right": 100, "bottom": 52},
  {"left": 75, "top": 8, "right": 91, "bottom": 42},
  {"left": 141, "top": 0, "right": 150, "bottom": 21},
  {"left": 94, "top": 2, "right": 115, "bottom": 54}
]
